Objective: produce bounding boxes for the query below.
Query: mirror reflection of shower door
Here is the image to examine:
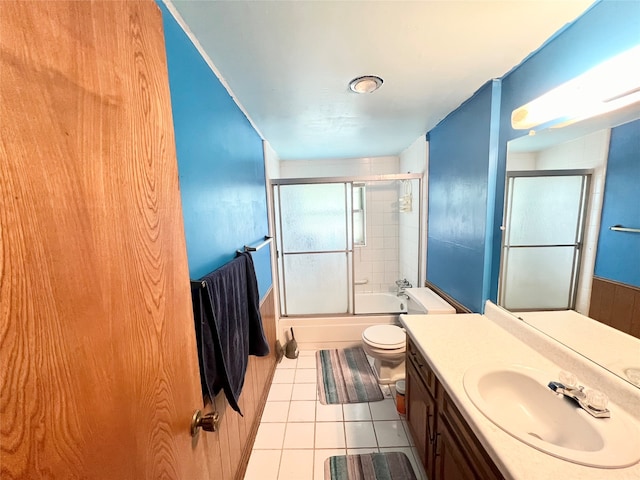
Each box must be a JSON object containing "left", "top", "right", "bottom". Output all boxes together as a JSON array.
[
  {"left": 274, "top": 182, "right": 353, "bottom": 315},
  {"left": 499, "top": 171, "right": 591, "bottom": 310}
]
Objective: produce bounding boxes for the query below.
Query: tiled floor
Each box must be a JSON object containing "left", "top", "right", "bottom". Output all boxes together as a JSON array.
[{"left": 244, "top": 350, "right": 428, "bottom": 480}]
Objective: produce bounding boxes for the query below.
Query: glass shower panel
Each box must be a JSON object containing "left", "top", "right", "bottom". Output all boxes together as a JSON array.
[
  {"left": 274, "top": 187, "right": 286, "bottom": 313},
  {"left": 508, "top": 176, "right": 585, "bottom": 246},
  {"left": 502, "top": 246, "right": 576, "bottom": 310},
  {"left": 275, "top": 182, "right": 352, "bottom": 316},
  {"left": 279, "top": 183, "right": 349, "bottom": 252},
  {"left": 398, "top": 178, "right": 421, "bottom": 289},
  {"left": 284, "top": 253, "right": 349, "bottom": 315},
  {"left": 500, "top": 171, "right": 589, "bottom": 311}
]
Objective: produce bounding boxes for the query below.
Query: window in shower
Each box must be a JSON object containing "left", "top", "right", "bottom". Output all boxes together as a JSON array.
[{"left": 353, "top": 183, "right": 366, "bottom": 246}]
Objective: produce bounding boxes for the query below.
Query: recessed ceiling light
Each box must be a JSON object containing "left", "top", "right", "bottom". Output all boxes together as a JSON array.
[{"left": 349, "top": 75, "right": 384, "bottom": 94}]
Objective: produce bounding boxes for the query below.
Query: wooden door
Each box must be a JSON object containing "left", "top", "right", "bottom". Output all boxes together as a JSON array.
[{"left": 1, "top": 1, "right": 209, "bottom": 478}]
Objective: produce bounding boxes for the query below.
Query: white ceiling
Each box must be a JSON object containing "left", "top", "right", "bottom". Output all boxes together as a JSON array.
[{"left": 168, "top": 0, "right": 594, "bottom": 160}]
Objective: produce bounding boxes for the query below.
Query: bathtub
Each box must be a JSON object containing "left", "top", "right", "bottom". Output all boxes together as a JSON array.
[
  {"left": 279, "top": 314, "right": 400, "bottom": 351},
  {"left": 279, "top": 288, "right": 454, "bottom": 350},
  {"left": 279, "top": 293, "right": 407, "bottom": 350},
  {"left": 354, "top": 292, "right": 408, "bottom": 315}
]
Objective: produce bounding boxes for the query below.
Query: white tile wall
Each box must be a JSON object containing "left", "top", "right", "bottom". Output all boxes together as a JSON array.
[
  {"left": 399, "top": 136, "right": 427, "bottom": 287},
  {"left": 278, "top": 156, "right": 399, "bottom": 179},
  {"left": 355, "top": 181, "right": 400, "bottom": 294},
  {"left": 534, "top": 128, "right": 610, "bottom": 314},
  {"left": 264, "top": 140, "right": 281, "bottom": 180},
  {"left": 506, "top": 151, "right": 537, "bottom": 170},
  {"left": 399, "top": 136, "right": 427, "bottom": 174}
]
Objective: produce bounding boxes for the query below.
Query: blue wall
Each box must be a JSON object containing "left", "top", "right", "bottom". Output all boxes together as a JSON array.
[
  {"left": 493, "top": 0, "right": 640, "bottom": 301},
  {"left": 427, "top": 0, "right": 640, "bottom": 311},
  {"left": 594, "top": 119, "right": 640, "bottom": 287},
  {"left": 158, "top": 2, "right": 272, "bottom": 299},
  {"left": 427, "top": 81, "right": 501, "bottom": 312}
]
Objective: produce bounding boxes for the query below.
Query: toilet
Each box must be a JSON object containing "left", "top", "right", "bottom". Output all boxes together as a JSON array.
[{"left": 361, "top": 287, "right": 456, "bottom": 384}]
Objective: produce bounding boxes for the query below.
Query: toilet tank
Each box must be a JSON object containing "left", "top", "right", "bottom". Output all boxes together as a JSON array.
[{"left": 405, "top": 288, "right": 456, "bottom": 314}]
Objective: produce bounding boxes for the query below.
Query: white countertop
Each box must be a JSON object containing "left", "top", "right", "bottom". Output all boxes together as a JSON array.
[
  {"left": 518, "top": 310, "right": 640, "bottom": 387},
  {"left": 400, "top": 311, "right": 640, "bottom": 480}
]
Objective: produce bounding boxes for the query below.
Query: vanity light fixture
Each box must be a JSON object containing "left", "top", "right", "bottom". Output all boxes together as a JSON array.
[
  {"left": 512, "top": 44, "right": 640, "bottom": 130},
  {"left": 349, "top": 75, "right": 384, "bottom": 94}
]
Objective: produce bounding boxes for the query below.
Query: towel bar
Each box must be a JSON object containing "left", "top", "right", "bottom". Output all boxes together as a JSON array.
[
  {"left": 610, "top": 225, "right": 640, "bottom": 233},
  {"left": 237, "top": 235, "right": 273, "bottom": 253},
  {"left": 191, "top": 235, "right": 272, "bottom": 289}
]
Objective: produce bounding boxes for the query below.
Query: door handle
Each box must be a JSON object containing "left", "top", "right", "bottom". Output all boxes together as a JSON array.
[
  {"left": 191, "top": 410, "right": 220, "bottom": 436},
  {"left": 434, "top": 432, "right": 442, "bottom": 457},
  {"left": 427, "top": 410, "right": 434, "bottom": 443},
  {"left": 411, "top": 351, "right": 424, "bottom": 368}
]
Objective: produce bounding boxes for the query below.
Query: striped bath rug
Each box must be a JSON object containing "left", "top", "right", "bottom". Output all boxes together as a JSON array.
[
  {"left": 316, "top": 347, "right": 384, "bottom": 404},
  {"left": 325, "top": 452, "right": 417, "bottom": 480}
]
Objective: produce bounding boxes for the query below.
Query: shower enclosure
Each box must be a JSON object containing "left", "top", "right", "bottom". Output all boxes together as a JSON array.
[
  {"left": 498, "top": 170, "right": 591, "bottom": 310},
  {"left": 272, "top": 174, "right": 422, "bottom": 317}
]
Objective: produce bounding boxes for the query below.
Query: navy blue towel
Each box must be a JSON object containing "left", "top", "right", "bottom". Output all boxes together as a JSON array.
[{"left": 191, "top": 252, "right": 269, "bottom": 414}]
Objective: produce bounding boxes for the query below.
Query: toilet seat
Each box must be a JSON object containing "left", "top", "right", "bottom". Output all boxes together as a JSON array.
[{"left": 362, "top": 325, "right": 405, "bottom": 350}]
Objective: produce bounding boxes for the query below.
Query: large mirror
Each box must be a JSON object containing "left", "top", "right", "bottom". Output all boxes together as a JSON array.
[{"left": 499, "top": 104, "right": 640, "bottom": 389}]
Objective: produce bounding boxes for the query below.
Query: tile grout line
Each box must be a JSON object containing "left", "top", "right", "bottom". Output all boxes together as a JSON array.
[
  {"left": 256, "top": 351, "right": 423, "bottom": 479},
  {"left": 369, "top": 402, "right": 381, "bottom": 451}
]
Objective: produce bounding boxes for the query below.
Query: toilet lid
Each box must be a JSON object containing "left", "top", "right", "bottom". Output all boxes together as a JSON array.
[{"left": 363, "top": 325, "right": 405, "bottom": 349}]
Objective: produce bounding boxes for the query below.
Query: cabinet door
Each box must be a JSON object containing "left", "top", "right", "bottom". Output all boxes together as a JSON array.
[
  {"left": 406, "top": 358, "right": 435, "bottom": 474},
  {"left": 434, "top": 419, "right": 476, "bottom": 480},
  {"left": 438, "top": 390, "right": 504, "bottom": 480}
]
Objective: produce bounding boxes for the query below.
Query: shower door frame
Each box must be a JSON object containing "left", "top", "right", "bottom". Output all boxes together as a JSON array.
[
  {"left": 272, "top": 173, "right": 424, "bottom": 318},
  {"left": 498, "top": 169, "right": 592, "bottom": 311}
]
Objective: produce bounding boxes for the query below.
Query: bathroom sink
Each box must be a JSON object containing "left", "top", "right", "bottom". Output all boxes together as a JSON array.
[{"left": 463, "top": 364, "right": 640, "bottom": 468}]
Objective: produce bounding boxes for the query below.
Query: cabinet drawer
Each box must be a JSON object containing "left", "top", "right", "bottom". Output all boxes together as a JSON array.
[
  {"left": 407, "top": 338, "right": 437, "bottom": 397},
  {"left": 439, "top": 390, "right": 504, "bottom": 480}
]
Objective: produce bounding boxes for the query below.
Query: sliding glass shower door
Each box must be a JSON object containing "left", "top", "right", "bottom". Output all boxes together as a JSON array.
[
  {"left": 499, "top": 171, "right": 591, "bottom": 310},
  {"left": 274, "top": 182, "right": 353, "bottom": 315}
]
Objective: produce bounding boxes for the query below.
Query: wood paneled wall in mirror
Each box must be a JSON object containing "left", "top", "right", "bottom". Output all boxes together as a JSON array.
[{"left": 590, "top": 277, "right": 640, "bottom": 339}]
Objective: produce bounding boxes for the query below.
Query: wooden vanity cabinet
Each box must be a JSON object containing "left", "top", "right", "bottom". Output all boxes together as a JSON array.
[
  {"left": 434, "top": 418, "right": 476, "bottom": 480},
  {"left": 406, "top": 351, "right": 435, "bottom": 468},
  {"left": 405, "top": 338, "right": 504, "bottom": 480}
]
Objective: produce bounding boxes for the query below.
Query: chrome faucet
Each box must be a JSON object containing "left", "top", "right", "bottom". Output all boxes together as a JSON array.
[
  {"left": 395, "top": 278, "right": 412, "bottom": 297},
  {"left": 548, "top": 380, "right": 610, "bottom": 418}
]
